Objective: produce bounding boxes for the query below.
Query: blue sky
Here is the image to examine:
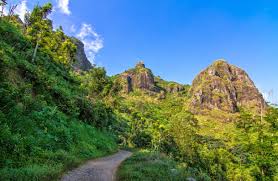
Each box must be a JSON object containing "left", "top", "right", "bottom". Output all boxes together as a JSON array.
[{"left": 10, "top": 0, "right": 278, "bottom": 104}]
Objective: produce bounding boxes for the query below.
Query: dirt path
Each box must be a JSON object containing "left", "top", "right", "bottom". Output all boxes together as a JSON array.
[{"left": 60, "top": 150, "right": 132, "bottom": 181}]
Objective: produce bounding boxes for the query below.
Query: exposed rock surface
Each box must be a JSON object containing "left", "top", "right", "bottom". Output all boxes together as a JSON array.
[
  {"left": 71, "top": 38, "right": 92, "bottom": 71},
  {"left": 190, "top": 60, "right": 266, "bottom": 113},
  {"left": 118, "top": 62, "right": 186, "bottom": 95},
  {"left": 120, "top": 61, "right": 158, "bottom": 93}
]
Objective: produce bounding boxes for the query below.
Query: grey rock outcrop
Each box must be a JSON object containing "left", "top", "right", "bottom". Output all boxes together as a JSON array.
[
  {"left": 71, "top": 38, "right": 92, "bottom": 71},
  {"left": 190, "top": 60, "right": 266, "bottom": 113},
  {"left": 120, "top": 61, "right": 158, "bottom": 93}
]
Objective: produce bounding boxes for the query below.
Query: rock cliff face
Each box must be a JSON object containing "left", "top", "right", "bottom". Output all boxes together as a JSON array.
[
  {"left": 120, "top": 62, "right": 158, "bottom": 93},
  {"left": 189, "top": 60, "right": 266, "bottom": 113},
  {"left": 71, "top": 38, "right": 92, "bottom": 71},
  {"left": 118, "top": 62, "right": 186, "bottom": 95}
]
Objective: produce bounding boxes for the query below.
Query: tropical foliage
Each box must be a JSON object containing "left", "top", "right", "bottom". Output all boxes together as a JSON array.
[{"left": 0, "top": 4, "right": 117, "bottom": 180}]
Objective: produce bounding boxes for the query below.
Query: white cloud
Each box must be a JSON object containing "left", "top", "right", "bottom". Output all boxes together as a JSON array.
[
  {"left": 2, "top": 7, "right": 8, "bottom": 16},
  {"left": 14, "top": 0, "right": 28, "bottom": 21},
  {"left": 57, "top": 0, "right": 71, "bottom": 15},
  {"left": 77, "top": 23, "right": 104, "bottom": 63},
  {"left": 1, "top": 0, "right": 28, "bottom": 19},
  {"left": 70, "top": 24, "right": 76, "bottom": 33}
]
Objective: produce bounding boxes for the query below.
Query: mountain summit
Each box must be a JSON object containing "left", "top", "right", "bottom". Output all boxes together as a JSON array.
[
  {"left": 116, "top": 61, "right": 186, "bottom": 95},
  {"left": 189, "top": 60, "right": 266, "bottom": 113},
  {"left": 120, "top": 61, "right": 158, "bottom": 93}
]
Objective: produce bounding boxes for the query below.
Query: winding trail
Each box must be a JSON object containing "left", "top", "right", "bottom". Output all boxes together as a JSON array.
[{"left": 60, "top": 150, "right": 132, "bottom": 181}]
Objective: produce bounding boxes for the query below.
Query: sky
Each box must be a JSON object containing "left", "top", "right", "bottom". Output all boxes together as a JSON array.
[{"left": 6, "top": 0, "right": 278, "bottom": 104}]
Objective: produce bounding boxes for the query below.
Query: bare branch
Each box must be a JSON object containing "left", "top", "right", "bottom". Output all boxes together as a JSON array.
[{"left": 8, "top": 4, "right": 17, "bottom": 16}]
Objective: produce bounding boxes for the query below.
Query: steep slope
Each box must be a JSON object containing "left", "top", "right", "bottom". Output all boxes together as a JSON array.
[
  {"left": 119, "top": 61, "right": 159, "bottom": 93},
  {"left": 71, "top": 38, "right": 93, "bottom": 71},
  {"left": 189, "top": 60, "right": 266, "bottom": 114},
  {"left": 0, "top": 19, "right": 117, "bottom": 180},
  {"left": 116, "top": 61, "right": 188, "bottom": 97}
]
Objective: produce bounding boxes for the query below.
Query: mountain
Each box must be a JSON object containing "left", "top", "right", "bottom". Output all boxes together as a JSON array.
[
  {"left": 116, "top": 61, "right": 187, "bottom": 96},
  {"left": 71, "top": 38, "right": 93, "bottom": 71},
  {"left": 189, "top": 60, "right": 266, "bottom": 114},
  {"left": 115, "top": 60, "right": 266, "bottom": 115},
  {"left": 119, "top": 61, "right": 158, "bottom": 93}
]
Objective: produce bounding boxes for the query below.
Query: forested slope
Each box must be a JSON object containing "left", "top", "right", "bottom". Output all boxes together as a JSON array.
[
  {"left": 114, "top": 63, "right": 278, "bottom": 180},
  {"left": 0, "top": 5, "right": 117, "bottom": 180}
]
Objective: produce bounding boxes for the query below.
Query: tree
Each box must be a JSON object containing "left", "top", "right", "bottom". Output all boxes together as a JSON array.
[
  {"left": 128, "top": 111, "right": 151, "bottom": 148},
  {"left": 0, "top": 0, "right": 7, "bottom": 17},
  {"left": 170, "top": 111, "right": 199, "bottom": 162},
  {"left": 25, "top": 3, "right": 76, "bottom": 65},
  {"left": 235, "top": 109, "right": 278, "bottom": 180},
  {"left": 0, "top": 0, "right": 17, "bottom": 18},
  {"left": 25, "top": 3, "right": 53, "bottom": 62},
  {"left": 80, "top": 67, "right": 112, "bottom": 98}
]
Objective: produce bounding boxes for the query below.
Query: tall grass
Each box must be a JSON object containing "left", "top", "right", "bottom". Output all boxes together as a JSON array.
[{"left": 117, "top": 150, "right": 189, "bottom": 181}]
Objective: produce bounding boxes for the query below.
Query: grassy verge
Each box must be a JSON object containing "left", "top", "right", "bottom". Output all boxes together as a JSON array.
[{"left": 117, "top": 150, "right": 189, "bottom": 181}]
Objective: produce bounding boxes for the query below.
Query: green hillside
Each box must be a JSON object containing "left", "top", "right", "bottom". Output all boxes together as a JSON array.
[{"left": 0, "top": 8, "right": 117, "bottom": 180}]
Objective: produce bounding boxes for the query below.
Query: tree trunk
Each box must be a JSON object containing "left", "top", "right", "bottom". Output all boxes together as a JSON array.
[{"left": 32, "top": 41, "right": 39, "bottom": 63}]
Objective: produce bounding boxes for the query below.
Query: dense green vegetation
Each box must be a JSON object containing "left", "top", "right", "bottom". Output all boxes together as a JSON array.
[
  {"left": 116, "top": 92, "right": 278, "bottom": 180},
  {"left": 1, "top": 2, "right": 278, "bottom": 181},
  {"left": 109, "top": 64, "right": 278, "bottom": 180},
  {"left": 0, "top": 4, "right": 118, "bottom": 180}
]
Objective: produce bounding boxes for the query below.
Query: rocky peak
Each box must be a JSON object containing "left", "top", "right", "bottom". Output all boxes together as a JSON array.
[
  {"left": 71, "top": 38, "right": 93, "bottom": 71},
  {"left": 190, "top": 59, "right": 266, "bottom": 114},
  {"left": 117, "top": 62, "right": 187, "bottom": 96},
  {"left": 136, "top": 61, "right": 146, "bottom": 68},
  {"left": 120, "top": 61, "right": 157, "bottom": 93}
]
